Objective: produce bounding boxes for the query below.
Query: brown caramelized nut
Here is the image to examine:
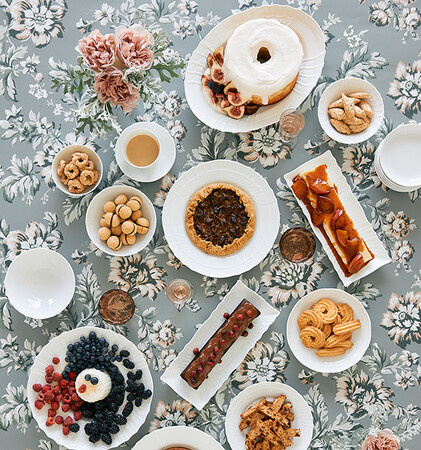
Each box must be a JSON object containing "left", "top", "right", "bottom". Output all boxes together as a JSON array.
[
  {"left": 317, "top": 195, "right": 334, "bottom": 214},
  {"left": 309, "top": 179, "right": 331, "bottom": 195}
]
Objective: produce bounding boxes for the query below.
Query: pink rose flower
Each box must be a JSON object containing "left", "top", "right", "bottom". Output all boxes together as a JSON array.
[
  {"left": 77, "top": 29, "right": 116, "bottom": 72},
  {"left": 362, "top": 429, "right": 401, "bottom": 450},
  {"left": 93, "top": 67, "right": 140, "bottom": 114},
  {"left": 115, "top": 26, "right": 154, "bottom": 70}
]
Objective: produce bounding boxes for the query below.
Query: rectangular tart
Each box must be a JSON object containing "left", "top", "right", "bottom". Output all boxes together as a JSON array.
[
  {"left": 291, "top": 164, "right": 374, "bottom": 276},
  {"left": 180, "top": 299, "right": 260, "bottom": 389}
]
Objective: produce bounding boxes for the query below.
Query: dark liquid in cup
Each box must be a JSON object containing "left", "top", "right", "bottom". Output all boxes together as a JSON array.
[{"left": 126, "top": 134, "right": 159, "bottom": 167}]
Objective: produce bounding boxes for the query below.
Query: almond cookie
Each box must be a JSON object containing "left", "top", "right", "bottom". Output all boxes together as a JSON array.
[
  {"left": 103, "top": 201, "right": 116, "bottom": 213},
  {"left": 328, "top": 108, "right": 345, "bottom": 121},
  {"left": 297, "top": 309, "right": 323, "bottom": 330},
  {"left": 332, "top": 319, "right": 361, "bottom": 335},
  {"left": 114, "top": 194, "right": 128, "bottom": 205},
  {"left": 116, "top": 204, "right": 132, "bottom": 220},
  {"left": 111, "top": 225, "right": 122, "bottom": 236},
  {"left": 121, "top": 234, "right": 136, "bottom": 245},
  {"left": 136, "top": 217, "right": 150, "bottom": 234},
  {"left": 121, "top": 220, "right": 137, "bottom": 236},
  {"left": 107, "top": 235, "right": 122, "bottom": 251},
  {"left": 126, "top": 196, "right": 142, "bottom": 211},
  {"left": 311, "top": 298, "right": 338, "bottom": 324},
  {"left": 359, "top": 100, "right": 374, "bottom": 118},
  {"left": 98, "top": 227, "right": 111, "bottom": 241},
  {"left": 131, "top": 210, "right": 142, "bottom": 221},
  {"left": 299, "top": 326, "right": 325, "bottom": 349},
  {"left": 103, "top": 212, "right": 120, "bottom": 228},
  {"left": 330, "top": 118, "right": 351, "bottom": 135}
]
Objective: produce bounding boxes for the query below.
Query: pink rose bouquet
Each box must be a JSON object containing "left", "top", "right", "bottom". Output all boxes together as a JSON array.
[
  {"left": 77, "top": 30, "right": 116, "bottom": 72},
  {"left": 361, "top": 429, "right": 401, "bottom": 450},
  {"left": 115, "top": 26, "right": 155, "bottom": 70}
]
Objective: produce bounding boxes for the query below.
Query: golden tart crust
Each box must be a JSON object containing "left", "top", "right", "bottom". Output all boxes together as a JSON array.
[{"left": 185, "top": 183, "right": 256, "bottom": 256}]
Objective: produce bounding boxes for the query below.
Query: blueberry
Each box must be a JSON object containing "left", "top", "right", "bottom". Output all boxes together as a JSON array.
[
  {"left": 69, "top": 423, "right": 80, "bottom": 433},
  {"left": 98, "top": 337, "right": 105, "bottom": 345},
  {"left": 84, "top": 374, "right": 91, "bottom": 381},
  {"left": 89, "top": 331, "right": 97, "bottom": 340},
  {"left": 91, "top": 377, "right": 99, "bottom": 385},
  {"left": 112, "top": 344, "right": 118, "bottom": 352},
  {"left": 80, "top": 336, "right": 86, "bottom": 342},
  {"left": 67, "top": 344, "right": 74, "bottom": 351},
  {"left": 122, "top": 402, "right": 134, "bottom": 417},
  {"left": 115, "top": 355, "right": 122, "bottom": 362},
  {"left": 142, "top": 389, "right": 152, "bottom": 400}
]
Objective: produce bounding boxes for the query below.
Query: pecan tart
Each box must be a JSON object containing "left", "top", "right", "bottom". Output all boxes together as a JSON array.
[{"left": 185, "top": 183, "right": 256, "bottom": 256}]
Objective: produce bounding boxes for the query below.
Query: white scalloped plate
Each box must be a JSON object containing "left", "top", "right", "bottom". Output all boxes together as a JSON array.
[
  {"left": 162, "top": 160, "right": 280, "bottom": 278},
  {"left": 185, "top": 5, "right": 325, "bottom": 133},
  {"left": 225, "top": 382, "right": 313, "bottom": 450},
  {"left": 132, "top": 426, "right": 224, "bottom": 450},
  {"left": 27, "top": 326, "right": 153, "bottom": 449},
  {"left": 284, "top": 151, "right": 391, "bottom": 286}
]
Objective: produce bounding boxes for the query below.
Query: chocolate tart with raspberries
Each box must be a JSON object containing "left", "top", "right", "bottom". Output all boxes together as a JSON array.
[{"left": 185, "top": 183, "right": 256, "bottom": 256}]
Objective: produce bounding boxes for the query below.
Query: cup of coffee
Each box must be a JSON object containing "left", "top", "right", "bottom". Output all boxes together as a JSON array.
[{"left": 122, "top": 129, "right": 160, "bottom": 169}]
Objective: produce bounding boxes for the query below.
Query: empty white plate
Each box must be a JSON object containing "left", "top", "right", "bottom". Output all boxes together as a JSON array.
[{"left": 5, "top": 248, "right": 75, "bottom": 319}]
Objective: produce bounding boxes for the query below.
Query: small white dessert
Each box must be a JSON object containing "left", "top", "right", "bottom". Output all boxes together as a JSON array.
[{"left": 75, "top": 368, "right": 112, "bottom": 403}]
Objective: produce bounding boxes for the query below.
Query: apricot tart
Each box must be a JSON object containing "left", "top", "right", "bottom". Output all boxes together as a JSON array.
[
  {"left": 185, "top": 183, "right": 256, "bottom": 256},
  {"left": 291, "top": 164, "right": 374, "bottom": 276}
]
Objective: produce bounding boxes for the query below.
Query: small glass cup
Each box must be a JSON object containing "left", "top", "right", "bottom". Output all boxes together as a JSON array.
[
  {"left": 279, "top": 109, "right": 305, "bottom": 143},
  {"left": 166, "top": 279, "right": 194, "bottom": 305}
]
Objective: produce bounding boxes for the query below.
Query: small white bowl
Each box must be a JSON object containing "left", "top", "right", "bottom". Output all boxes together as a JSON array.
[
  {"left": 318, "top": 77, "right": 384, "bottom": 144},
  {"left": 52, "top": 144, "right": 103, "bottom": 197},
  {"left": 5, "top": 248, "right": 75, "bottom": 320},
  {"left": 287, "top": 288, "right": 371, "bottom": 373},
  {"left": 86, "top": 185, "right": 157, "bottom": 257}
]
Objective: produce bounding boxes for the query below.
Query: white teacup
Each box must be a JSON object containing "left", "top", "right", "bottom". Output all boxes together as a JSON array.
[{"left": 122, "top": 128, "right": 161, "bottom": 170}]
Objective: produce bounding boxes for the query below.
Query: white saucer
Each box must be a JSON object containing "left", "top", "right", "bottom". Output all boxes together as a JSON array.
[
  {"left": 132, "top": 426, "right": 224, "bottom": 450},
  {"left": 114, "top": 122, "right": 176, "bottom": 182}
]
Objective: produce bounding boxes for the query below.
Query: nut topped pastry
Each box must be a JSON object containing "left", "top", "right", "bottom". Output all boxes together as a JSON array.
[{"left": 185, "top": 183, "right": 256, "bottom": 256}]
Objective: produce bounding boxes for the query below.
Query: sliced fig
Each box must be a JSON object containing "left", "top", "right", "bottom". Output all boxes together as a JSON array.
[
  {"left": 291, "top": 177, "right": 308, "bottom": 201},
  {"left": 201, "top": 74, "right": 210, "bottom": 87},
  {"left": 209, "top": 90, "right": 219, "bottom": 106},
  {"left": 220, "top": 97, "right": 230, "bottom": 110},
  {"left": 336, "top": 229, "right": 348, "bottom": 247},
  {"left": 208, "top": 80, "right": 225, "bottom": 94},
  {"left": 309, "top": 179, "right": 331, "bottom": 195},
  {"left": 317, "top": 195, "right": 334, "bottom": 214},
  {"left": 331, "top": 209, "right": 343, "bottom": 230},
  {"left": 224, "top": 81, "right": 237, "bottom": 95},
  {"left": 245, "top": 104, "right": 260, "bottom": 115},
  {"left": 213, "top": 45, "right": 224, "bottom": 65},
  {"left": 210, "top": 62, "right": 225, "bottom": 84},
  {"left": 227, "top": 90, "right": 248, "bottom": 106},
  {"left": 348, "top": 253, "right": 365, "bottom": 274},
  {"left": 310, "top": 209, "right": 324, "bottom": 227},
  {"left": 222, "top": 104, "right": 245, "bottom": 119},
  {"left": 207, "top": 53, "right": 216, "bottom": 68},
  {"left": 346, "top": 238, "right": 360, "bottom": 258}
]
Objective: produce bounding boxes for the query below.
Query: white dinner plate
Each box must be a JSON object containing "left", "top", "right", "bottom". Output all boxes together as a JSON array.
[
  {"left": 114, "top": 122, "right": 176, "bottom": 182},
  {"left": 225, "top": 382, "right": 313, "bottom": 450},
  {"left": 185, "top": 5, "right": 325, "bottom": 133},
  {"left": 162, "top": 160, "right": 280, "bottom": 278},
  {"left": 27, "top": 326, "right": 153, "bottom": 449},
  {"left": 287, "top": 288, "right": 371, "bottom": 373},
  {"left": 132, "top": 426, "right": 224, "bottom": 450}
]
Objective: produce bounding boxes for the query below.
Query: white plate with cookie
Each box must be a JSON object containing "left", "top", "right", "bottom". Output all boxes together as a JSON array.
[
  {"left": 85, "top": 185, "right": 156, "bottom": 257},
  {"left": 225, "top": 382, "right": 313, "bottom": 450},
  {"left": 287, "top": 288, "right": 371, "bottom": 373},
  {"left": 162, "top": 160, "right": 280, "bottom": 278},
  {"left": 185, "top": 5, "right": 325, "bottom": 133}
]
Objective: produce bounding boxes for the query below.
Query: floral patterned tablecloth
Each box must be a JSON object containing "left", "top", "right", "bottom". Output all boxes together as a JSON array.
[{"left": 0, "top": 0, "right": 420, "bottom": 449}]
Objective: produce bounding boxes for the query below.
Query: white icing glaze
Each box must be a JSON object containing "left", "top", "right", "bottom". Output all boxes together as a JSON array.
[
  {"left": 75, "top": 368, "right": 112, "bottom": 403},
  {"left": 223, "top": 19, "right": 303, "bottom": 105}
]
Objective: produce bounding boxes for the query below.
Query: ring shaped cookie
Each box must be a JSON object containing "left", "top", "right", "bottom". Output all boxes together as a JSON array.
[
  {"left": 312, "top": 298, "right": 338, "bottom": 324},
  {"left": 297, "top": 309, "right": 323, "bottom": 330},
  {"left": 72, "top": 151, "right": 89, "bottom": 169},
  {"left": 299, "top": 326, "right": 325, "bottom": 349},
  {"left": 64, "top": 163, "right": 79, "bottom": 180},
  {"left": 337, "top": 303, "right": 354, "bottom": 323}
]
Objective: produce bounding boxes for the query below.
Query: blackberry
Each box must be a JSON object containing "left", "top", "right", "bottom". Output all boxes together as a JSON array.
[
  {"left": 89, "top": 433, "right": 101, "bottom": 443},
  {"left": 109, "top": 424, "right": 120, "bottom": 434},
  {"left": 100, "top": 422, "right": 109, "bottom": 433},
  {"left": 142, "top": 389, "right": 152, "bottom": 400},
  {"left": 113, "top": 385, "right": 125, "bottom": 394},
  {"left": 82, "top": 409, "right": 95, "bottom": 419},
  {"left": 137, "top": 383, "right": 145, "bottom": 396},
  {"left": 105, "top": 411, "right": 115, "bottom": 425},
  {"left": 101, "top": 433, "right": 113, "bottom": 445},
  {"left": 114, "top": 414, "right": 127, "bottom": 425},
  {"left": 126, "top": 380, "right": 138, "bottom": 392},
  {"left": 135, "top": 397, "right": 142, "bottom": 407},
  {"left": 123, "top": 359, "right": 135, "bottom": 369},
  {"left": 109, "top": 402, "right": 119, "bottom": 412},
  {"left": 114, "top": 373, "right": 124, "bottom": 383},
  {"left": 127, "top": 372, "right": 135, "bottom": 380},
  {"left": 120, "top": 350, "right": 130, "bottom": 358},
  {"left": 122, "top": 401, "right": 134, "bottom": 417},
  {"left": 69, "top": 423, "right": 80, "bottom": 433},
  {"left": 127, "top": 393, "right": 135, "bottom": 402},
  {"left": 135, "top": 369, "right": 143, "bottom": 380},
  {"left": 84, "top": 423, "right": 95, "bottom": 435}
]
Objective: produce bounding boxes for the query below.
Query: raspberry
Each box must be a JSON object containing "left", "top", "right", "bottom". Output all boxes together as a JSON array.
[
  {"left": 52, "top": 357, "right": 60, "bottom": 365},
  {"left": 70, "top": 403, "right": 79, "bottom": 412},
  {"left": 68, "top": 387, "right": 76, "bottom": 395},
  {"left": 37, "top": 393, "right": 45, "bottom": 402},
  {"left": 74, "top": 411, "right": 82, "bottom": 421},
  {"left": 68, "top": 380, "right": 75, "bottom": 387},
  {"left": 55, "top": 415, "right": 64, "bottom": 424},
  {"left": 45, "top": 375, "right": 53, "bottom": 384},
  {"left": 78, "top": 384, "right": 87, "bottom": 394},
  {"left": 74, "top": 400, "right": 84, "bottom": 408},
  {"left": 45, "top": 417, "right": 55, "bottom": 427},
  {"left": 58, "top": 379, "right": 68, "bottom": 389},
  {"left": 44, "top": 391, "right": 55, "bottom": 403},
  {"left": 63, "top": 416, "right": 73, "bottom": 426},
  {"left": 51, "top": 401, "right": 59, "bottom": 411},
  {"left": 34, "top": 400, "right": 45, "bottom": 410},
  {"left": 42, "top": 384, "right": 51, "bottom": 393},
  {"left": 68, "top": 371, "right": 76, "bottom": 380},
  {"left": 53, "top": 372, "right": 62, "bottom": 381},
  {"left": 61, "top": 404, "right": 70, "bottom": 413},
  {"left": 63, "top": 393, "right": 72, "bottom": 404},
  {"left": 61, "top": 388, "right": 68, "bottom": 395},
  {"left": 45, "top": 365, "right": 54, "bottom": 376},
  {"left": 52, "top": 386, "right": 60, "bottom": 395},
  {"left": 71, "top": 393, "right": 80, "bottom": 402},
  {"left": 48, "top": 409, "right": 56, "bottom": 417},
  {"left": 62, "top": 426, "right": 70, "bottom": 436},
  {"left": 32, "top": 384, "right": 42, "bottom": 392},
  {"left": 55, "top": 394, "right": 63, "bottom": 403}
]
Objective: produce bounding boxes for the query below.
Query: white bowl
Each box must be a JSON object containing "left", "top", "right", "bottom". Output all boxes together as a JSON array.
[
  {"left": 287, "top": 288, "right": 371, "bottom": 373},
  {"left": 85, "top": 185, "right": 157, "bottom": 257},
  {"left": 52, "top": 144, "right": 103, "bottom": 197},
  {"left": 5, "top": 248, "right": 75, "bottom": 319},
  {"left": 318, "top": 77, "right": 384, "bottom": 144}
]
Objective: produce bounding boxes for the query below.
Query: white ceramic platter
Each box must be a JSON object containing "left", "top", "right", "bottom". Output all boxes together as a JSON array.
[
  {"left": 287, "top": 288, "right": 371, "bottom": 373},
  {"left": 225, "top": 382, "right": 313, "bottom": 450},
  {"left": 132, "top": 426, "right": 224, "bottom": 450},
  {"left": 162, "top": 160, "right": 280, "bottom": 278},
  {"left": 27, "top": 326, "right": 153, "bottom": 449},
  {"left": 284, "top": 151, "right": 391, "bottom": 287},
  {"left": 185, "top": 5, "right": 325, "bottom": 133}
]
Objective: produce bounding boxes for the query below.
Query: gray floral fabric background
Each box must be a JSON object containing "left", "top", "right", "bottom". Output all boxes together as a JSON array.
[{"left": 0, "top": 0, "right": 420, "bottom": 449}]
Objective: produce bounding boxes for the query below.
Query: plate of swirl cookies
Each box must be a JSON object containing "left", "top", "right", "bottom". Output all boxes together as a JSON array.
[
  {"left": 287, "top": 288, "right": 371, "bottom": 373},
  {"left": 85, "top": 185, "right": 156, "bottom": 257}
]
